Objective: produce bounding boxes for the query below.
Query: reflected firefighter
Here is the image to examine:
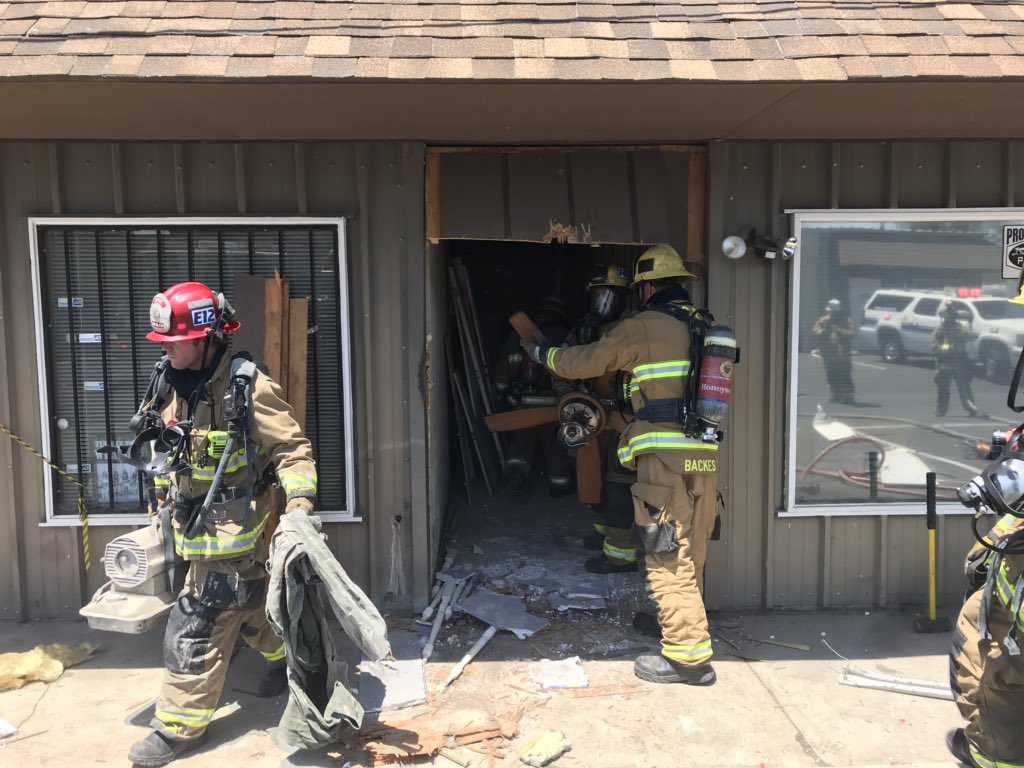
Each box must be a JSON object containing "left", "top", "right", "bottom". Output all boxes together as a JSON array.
[
  {"left": 812, "top": 298, "right": 855, "bottom": 405},
  {"left": 932, "top": 299, "right": 982, "bottom": 418}
]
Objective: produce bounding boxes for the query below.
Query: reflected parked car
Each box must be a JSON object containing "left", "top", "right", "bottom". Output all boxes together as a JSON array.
[{"left": 856, "top": 289, "right": 1024, "bottom": 382}]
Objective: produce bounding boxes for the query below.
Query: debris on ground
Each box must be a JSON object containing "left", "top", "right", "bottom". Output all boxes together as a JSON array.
[
  {"left": 0, "top": 715, "right": 18, "bottom": 740},
  {"left": 518, "top": 730, "right": 572, "bottom": 766},
  {"left": 839, "top": 665, "right": 954, "bottom": 701},
  {"left": 359, "top": 630, "right": 428, "bottom": 713},
  {"left": 0, "top": 643, "right": 97, "bottom": 692},
  {"left": 528, "top": 657, "right": 589, "bottom": 689},
  {"left": 758, "top": 638, "right": 811, "bottom": 651},
  {"left": 348, "top": 707, "right": 518, "bottom": 763},
  {"left": 421, "top": 570, "right": 480, "bottom": 661}
]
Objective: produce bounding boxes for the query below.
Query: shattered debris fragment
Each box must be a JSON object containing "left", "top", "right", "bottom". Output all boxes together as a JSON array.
[{"left": 518, "top": 730, "right": 572, "bottom": 767}]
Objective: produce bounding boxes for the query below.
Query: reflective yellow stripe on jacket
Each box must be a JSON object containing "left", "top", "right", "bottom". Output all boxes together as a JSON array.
[
  {"left": 628, "top": 360, "right": 690, "bottom": 398},
  {"left": 189, "top": 446, "right": 260, "bottom": 483},
  {"left": 993, "top": 560, "right": 1024, "bottom": 635},
  {"left": 278, "top": 471, "right": 317, "bottom": 502},
  {"left": 175, "top": 510, "right": 273, "bottom": 559},
  {"left": 617, "top": 431, "right": 718, "bottom": 464}
]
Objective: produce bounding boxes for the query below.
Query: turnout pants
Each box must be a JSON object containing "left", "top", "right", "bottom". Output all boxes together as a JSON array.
[
  {"left": 950, "top": 588, "right": 1024, "bottom": 768},
  {"left": 594, "top": 430, "right": 638, "bottom": 566},
  {"left": 155, "top": 555, "right": 285, "bottom": 740},
  {"left": 632, "top": 454, "right": 718, "bottom": 667},
  {"left": 823, "top": 356, "right": 854, "bottom": 401},
  {"left": 935, "top": 367, "right": 978, "bottom": 416}
]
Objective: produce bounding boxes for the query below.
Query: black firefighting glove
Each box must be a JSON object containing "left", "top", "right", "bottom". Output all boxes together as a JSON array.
[{"left": 520, "top": 339, "right": 546, "bottom": 366}]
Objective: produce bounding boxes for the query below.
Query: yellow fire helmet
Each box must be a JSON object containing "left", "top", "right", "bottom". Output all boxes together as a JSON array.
[
  {"left": 631, "top": 243, "right": 696, "bottom": 287},
  {"left": 587, "top": 264, "right": 629, "bottom": 291}
]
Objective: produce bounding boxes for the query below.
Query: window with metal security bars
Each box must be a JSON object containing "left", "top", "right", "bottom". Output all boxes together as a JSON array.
[{"left": 32, "top": 221, "right": 354, "bottom": 522}]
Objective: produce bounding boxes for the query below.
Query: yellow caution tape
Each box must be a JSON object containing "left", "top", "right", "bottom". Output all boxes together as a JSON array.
[{"left": 0, "top": 421, "right": 90, "bottom": 570}]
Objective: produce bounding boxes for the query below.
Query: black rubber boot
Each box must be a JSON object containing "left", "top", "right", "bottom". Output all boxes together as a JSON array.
[
  {"left": 582, "top": 533, "right": 605, "bottom": 551},
  {"left": 945, "top": 728, "right": 980, "bottom": 767},
  {"left": 584, "top": 556, "right": 637, "bottom": 574},
  {"left": 632, "top": 611, "right": 662, "bottom": 639},
  {"left": 257, "top": 661, "right": 288, "bottom": 697},
  {"left": 633, "top": 655, "right": 716, "bottom": 686},
  {"left": 128, "top": 730, "right": 208, "bottom": 767}
]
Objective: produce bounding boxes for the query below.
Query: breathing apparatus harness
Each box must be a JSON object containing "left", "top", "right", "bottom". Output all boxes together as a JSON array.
[
  {"left": 632, "top": 300, "right": 740, "bottom": 444},
  {"left": 102, "top": 301, "right": 267, "bottom": 586}
]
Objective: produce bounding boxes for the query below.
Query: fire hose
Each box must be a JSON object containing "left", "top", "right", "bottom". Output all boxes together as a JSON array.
[{"left": 799, "top": 434, "right": 960, "bottom": 501}]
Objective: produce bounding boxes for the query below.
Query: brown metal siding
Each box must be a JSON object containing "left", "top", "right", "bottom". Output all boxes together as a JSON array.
[
  {"left": 0, "top": 141, "right": 428, "bottom": 620},
  {"left": 708, "top": 139, "right": 1024, "bottom": 610}
]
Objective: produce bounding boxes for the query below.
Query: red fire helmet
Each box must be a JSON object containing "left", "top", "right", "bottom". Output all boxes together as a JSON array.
[{"left": 145, "top": 282, "right": 240, "bottom": 342}]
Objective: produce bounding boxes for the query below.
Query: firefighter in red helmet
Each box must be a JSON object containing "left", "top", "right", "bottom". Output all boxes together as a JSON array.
[{"left": 128, "top": 281, "right": 317, "bottom": 767}]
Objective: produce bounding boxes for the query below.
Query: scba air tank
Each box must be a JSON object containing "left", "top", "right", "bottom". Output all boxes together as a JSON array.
[{"left": 695, "top": 325, "right": 739, "bottom": 440}]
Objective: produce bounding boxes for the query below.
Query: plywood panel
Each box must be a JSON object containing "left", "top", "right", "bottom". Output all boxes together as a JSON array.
[
  {"left": 895, "top": 141, "right": 945, "bottom": 208},
  {"left": 307, "top": 143, "right": 359, "bottom": 215},
  {"left": 1012, "top": 141, "right": 1024, "bottom": 207},
  {"left": 779, "top": 143, "right": 830, "bottom": 211},
  {"left": 244, "top": 143, "right": 299, "bottom": 214},
  {"left": 952, "top": 141, "right": 1005, "bottom": 208},
  {"left": 61, "top": 143, "right": 117, "bottom": 215},
  {"left": 507, "top": 152, "right": 571, "bottom": 242},
  {"left": 122, "top": 143, "right": 178, "bottom": 214},
  {"left": 632, "top": 150, "right": 674, "bottom": 245},
  {"left": 828, "top": 517, "right": 879, "bottom": 607},
  {"left": 183, "top": 143, "right": 240, "bottom": 213},
  {"left": 0, "top": 145, "right": 22, "bottom": 620},
  {"left": 569, "top": 152, "right": 632, "bottom": 243},
  {"left": 838, "top": 143, "right": 887, "bottom": 209},
  {"left": 440, "top": 152, "right": 504, "bottom": 240},
  {"left": 767, "top": 517, "right": 822, "bottom": 607}
]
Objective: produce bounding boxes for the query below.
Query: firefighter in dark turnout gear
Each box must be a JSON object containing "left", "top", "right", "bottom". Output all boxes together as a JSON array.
[
  {"left": 521, "top": 244, "right": 721, "bottom": 686},
  {"left": 932, "top": 299, "right": 982, "bottom": 418},
  {"left": 493, "top": 297, "right": 572, "bottom": 500},
  {"left": 565, "top": 265, "right": 638, "bottom": 574},
  {"left": 127, "top": 282, "right": 317, "bottom": 767},
  {"left": 812, "top": 299, "right": 855, "bottom": 405}
]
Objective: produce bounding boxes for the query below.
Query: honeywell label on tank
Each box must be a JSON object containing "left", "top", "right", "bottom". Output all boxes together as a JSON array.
[
  {"left": 1003, "top": 225, "right": 1024, "bottom": 279},
  {"left": 78, "top": 333, "right": 102, "bottom": 344}
]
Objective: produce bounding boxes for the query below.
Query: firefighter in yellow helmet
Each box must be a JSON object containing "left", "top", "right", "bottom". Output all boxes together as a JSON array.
[
  {"left": 522, "top": 244, "right": 722, "bottom": 685},
  {"left": 127, "top": 282, "right": 317, "bottom": 767},
  {"left": 565, "top": 264, "right": 639, "bottom": 574}
]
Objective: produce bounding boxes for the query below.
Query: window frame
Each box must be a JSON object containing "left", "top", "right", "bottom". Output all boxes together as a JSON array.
[
  {"left": 28, "top": 216, "right": 359, "bottom": 527},
  {"left": 784, "top": 207, "right": 1024, "bottom": 518}
]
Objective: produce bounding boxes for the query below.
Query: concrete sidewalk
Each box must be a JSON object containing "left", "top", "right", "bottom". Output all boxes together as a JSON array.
[{"left": 0, "top": 608, "right": 965, "bottom": 768}]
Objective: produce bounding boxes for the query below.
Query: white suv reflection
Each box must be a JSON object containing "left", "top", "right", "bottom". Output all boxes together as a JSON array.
[{"left": 855, "top": 289, "right": 1024, "bottom": 382}]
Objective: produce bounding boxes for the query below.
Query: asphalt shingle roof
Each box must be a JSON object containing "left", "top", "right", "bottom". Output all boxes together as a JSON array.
[{"left": 0, "top": 0, "right": 1021, "bottom": 80}]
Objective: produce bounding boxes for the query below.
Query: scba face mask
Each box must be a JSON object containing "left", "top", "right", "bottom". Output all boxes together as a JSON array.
[
  {"left": 590, "top": 287, "right": 623, "bottom": 323},
  {"left": 958, "top": 435, "right": 1024, "bottom": 518}
]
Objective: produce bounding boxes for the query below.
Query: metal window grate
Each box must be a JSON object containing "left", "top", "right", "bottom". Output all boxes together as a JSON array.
[{"left": 39, "top": 225, "right": 347, "bottom": 515}]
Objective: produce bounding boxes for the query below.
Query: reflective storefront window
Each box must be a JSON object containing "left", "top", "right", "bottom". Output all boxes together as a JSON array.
[{"left": 787, "top": 212, "right": 1024, "bottom": 515}]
